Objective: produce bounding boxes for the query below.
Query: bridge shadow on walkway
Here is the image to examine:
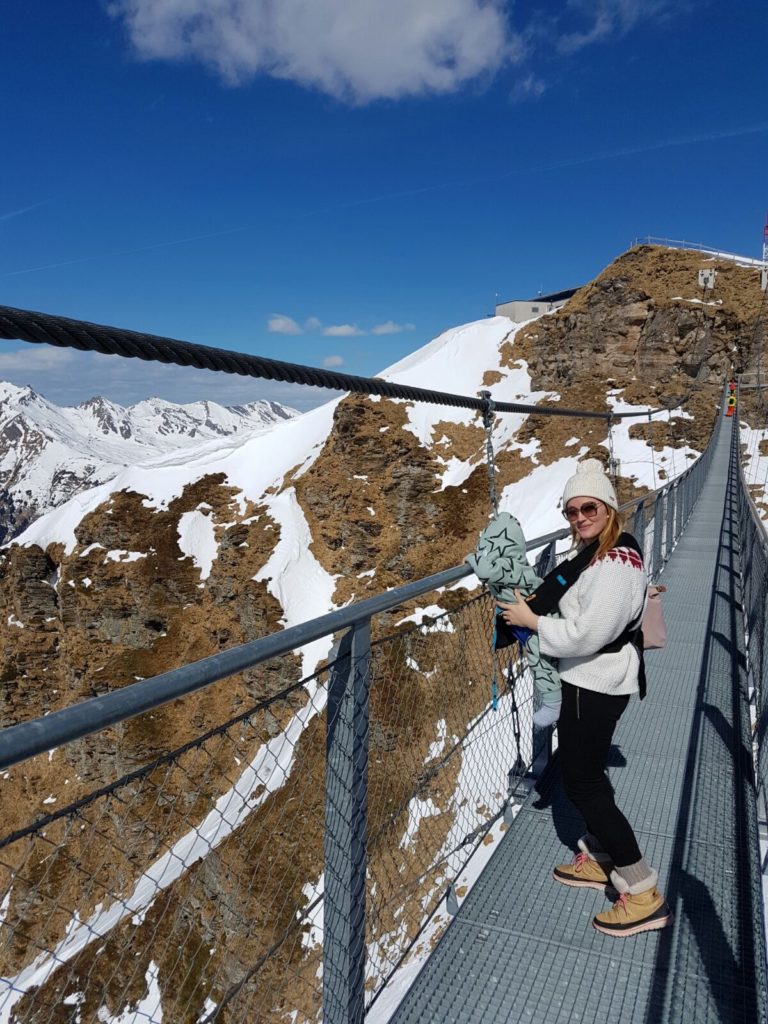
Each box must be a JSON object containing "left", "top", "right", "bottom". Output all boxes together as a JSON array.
[{"left": 388, "top": 416, "right": 768, "bottom": 1024}]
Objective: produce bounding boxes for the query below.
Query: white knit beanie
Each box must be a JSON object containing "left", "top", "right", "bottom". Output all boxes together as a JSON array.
[{"left": 562, "top": 458, "right": 618, "bottom": 511}]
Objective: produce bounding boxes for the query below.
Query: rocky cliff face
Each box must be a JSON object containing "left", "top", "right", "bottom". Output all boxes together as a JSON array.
[
  {"left": 0, "top": 383, "right": 297, "bottom": 543},
  {"left": 0, "top": 245, "right": 764, "bottom": 1022},
  {"left": 515, "top": 245, "right": 762, "bottom": 455}
]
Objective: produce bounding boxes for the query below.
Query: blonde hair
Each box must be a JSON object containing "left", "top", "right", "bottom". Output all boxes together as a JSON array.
[{"left": 570, "top": 505, "right": 624, "bottom": 564}]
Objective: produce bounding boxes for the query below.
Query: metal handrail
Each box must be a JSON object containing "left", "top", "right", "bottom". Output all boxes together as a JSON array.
[
  {"left": 735, "top": 388, "right": 768, "bottom": 861},
  {"left": 631, "top": 235, "right": 764, "bottom": 263},
  {"left": 0, "top": 533, "right": 571, "bottom": 771}
]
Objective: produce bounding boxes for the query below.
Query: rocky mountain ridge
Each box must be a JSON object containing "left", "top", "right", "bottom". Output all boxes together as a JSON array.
[{"left": 0, "top": 382, "right": 297, "bottom": 542}]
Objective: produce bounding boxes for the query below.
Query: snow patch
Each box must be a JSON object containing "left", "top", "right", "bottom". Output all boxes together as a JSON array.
[
  {"left": 177, "top": 509, "right": 218, "bottom": 581},
  {"left": 0, "top": 888, "right": 10, "bottom": 928},
  {"left": 255, "top": 488, "right": 338, "bottom": 676},
  {"left": 426, "top": 720, "right": 448, "bottom": 762},
  {"left": 300, "top": 874, "right": 324, "bottom": 950},
  {"left": 197, "top": 998, "right": 217, "bottom": 1024},
  {"left": 97, "top": 961, "right": 162, "bottom": 1023},
  {"left": 396, "top": 605, "right": 449, "bottom": 628},
  {"left": 105, "top": 550, "right": 147, "bottom": 563},
  {"left": 399, "top": 798, "right": 441, "bottom": 850}
]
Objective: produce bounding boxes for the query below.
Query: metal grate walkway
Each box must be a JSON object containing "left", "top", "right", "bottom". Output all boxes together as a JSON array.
[{"left": 387, "top": 415, "right": 768, "bottom": 1024}]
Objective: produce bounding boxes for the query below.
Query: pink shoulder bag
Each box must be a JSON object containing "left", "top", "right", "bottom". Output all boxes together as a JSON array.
[{"left": 642, "top": 585, "right": 667, "bottom": 649}]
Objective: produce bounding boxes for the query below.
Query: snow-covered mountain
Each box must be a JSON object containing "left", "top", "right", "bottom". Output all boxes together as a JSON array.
[{"left": 0, "top": 382, "right": 298, "bottom": 542}]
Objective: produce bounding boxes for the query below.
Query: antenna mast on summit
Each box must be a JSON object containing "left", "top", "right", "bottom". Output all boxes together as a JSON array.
[{"left": 763, "top": 214, "right": 768, "bottom": 265}]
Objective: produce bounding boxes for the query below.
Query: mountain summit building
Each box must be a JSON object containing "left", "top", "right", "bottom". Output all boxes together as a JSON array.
[{"left": 495, "top": 287, "right": 580, "bottom": 321}]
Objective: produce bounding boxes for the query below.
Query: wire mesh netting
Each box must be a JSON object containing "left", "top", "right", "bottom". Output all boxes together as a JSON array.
[
  {"left": 739, "top": 452, "right": 768, "bottom": 841},
  {"left": 0, "top": 587, "right": 536, "bottom": 1024},
  {"left": 0, "top": 669, "right": 332, "bottom": 1024},
  {"left": 739, "top": 379, "right": 768, "bottom": 531},
  {"left": 628, "top": 414, "right": 718, "bottom": 584},
  {"left": 362, "top": 593, "right": 534, "bottom": 1005}
]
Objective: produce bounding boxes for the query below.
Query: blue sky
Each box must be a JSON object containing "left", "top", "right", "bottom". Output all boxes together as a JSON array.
[{"left": 1, "top": 0, "right": 767, "bottom": 411}]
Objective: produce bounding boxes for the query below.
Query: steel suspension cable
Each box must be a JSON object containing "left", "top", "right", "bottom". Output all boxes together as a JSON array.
[{"left": 0, "top": 303, "right": 668, "bottom": 421}]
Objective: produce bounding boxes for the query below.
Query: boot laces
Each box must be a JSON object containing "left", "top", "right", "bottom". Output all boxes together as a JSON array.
[
  {"left": 573, "top": 852, "right": 589, "bottom": 871},
  {"left": 615, "top": 892, "right": 629, "bottom": 915}
]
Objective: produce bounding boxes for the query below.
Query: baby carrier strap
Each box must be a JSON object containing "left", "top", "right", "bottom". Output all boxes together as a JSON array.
[
  {"left": 528, "top": 531, "right": 641, "bottom": 615},
  {"left": 596, "top": 532, "right": 647, "bottom": 699},
  {"left": 525, "top": 539, "right": 599, "bottom": 616},
  {"left": 526, "top": 531, "right": 648, "bottom": 699}
]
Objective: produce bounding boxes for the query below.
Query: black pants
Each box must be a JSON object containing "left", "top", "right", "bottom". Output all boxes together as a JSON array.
[{"left": 558, "top": 681, "right": 642, "bottom": 868}]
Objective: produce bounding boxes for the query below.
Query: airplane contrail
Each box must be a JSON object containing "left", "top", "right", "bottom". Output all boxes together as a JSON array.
[
  {"left": 1, "top": 225, "right": 250, "bottom": 277},
  {"left": 0, "top": 201, "right": 47, "bottom": 224},
  {"left": 2, "top": 120, "right": 767, "bottom": 278}
]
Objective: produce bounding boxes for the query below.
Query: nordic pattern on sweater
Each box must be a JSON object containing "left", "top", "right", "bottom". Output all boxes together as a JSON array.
[
  {"left": 466, "top": 512, "right": 561, "bottom": 703},
  {"left": 537, "top": 544, "right": 647, "bottom": 696}
]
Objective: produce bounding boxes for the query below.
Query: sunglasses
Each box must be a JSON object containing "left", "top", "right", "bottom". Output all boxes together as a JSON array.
[{"left": 562, "top": 501, "right": 603, "bottom": 522}]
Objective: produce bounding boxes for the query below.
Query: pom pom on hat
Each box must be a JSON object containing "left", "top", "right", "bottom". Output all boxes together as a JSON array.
[{"left": 562, "top": 458, "right": 618, "bottom": 511}]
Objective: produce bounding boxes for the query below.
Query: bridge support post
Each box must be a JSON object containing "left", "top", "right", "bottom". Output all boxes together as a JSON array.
[
  {"left": 632, "top": 500, "right": 645, "bottom": 549},
  {"left": 324, "top": 620, "right": 371, "bottom": 1024},
  {"left": 683, "top": 471, "right": 692, "bottom": 525},
  {"left": 652, "top": 492, "right": 664, "bottom": 577},
  {"left": 665, "top": 482, "right": 676, "bottom": 566}
]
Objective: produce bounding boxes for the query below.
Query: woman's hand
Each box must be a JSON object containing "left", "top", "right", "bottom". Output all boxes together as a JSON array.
[{"left": 497, "top": 591, "right": 539, "bottom": 631}]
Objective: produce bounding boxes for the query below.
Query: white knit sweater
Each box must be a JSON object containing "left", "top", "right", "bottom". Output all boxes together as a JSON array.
[{"left": 537, "top": 544, "right": 647, "bottom": 696}]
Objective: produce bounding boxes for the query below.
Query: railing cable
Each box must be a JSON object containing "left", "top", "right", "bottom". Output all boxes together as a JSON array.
[{"left": 479, "top": 390, "right": 500, "bottom": 517}]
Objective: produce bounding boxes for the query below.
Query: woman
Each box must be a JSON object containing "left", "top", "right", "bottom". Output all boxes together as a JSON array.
[{"left": 498, "top": 458, "right": 671, "bottom": 937}]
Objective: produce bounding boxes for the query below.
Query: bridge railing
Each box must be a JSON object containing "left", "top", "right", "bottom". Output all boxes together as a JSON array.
[
  {"left": 0, "top": 420, "right": 722, "bottom": 1024},
  {"left": 737, "top": 413, "right": 768, "bottom": 867},
  {"left": 630, "top": 236, "right": 764, "bottom": 264}
]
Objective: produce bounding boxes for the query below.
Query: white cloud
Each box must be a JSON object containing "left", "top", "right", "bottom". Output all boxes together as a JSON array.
[
  {"left": 323, "top": 355, "right": 344, "bottom": 368},
  {"left": 509, "top": 72, "right": 546, "bottom": 102},
  {"left": 323, "top": 324, "right": 366, "bottom": 337},
  {"left": 371, "top": 320, "right": 415, "bottom": 335},
  {"left": 267, "top": 314, "right": 303, "bottom": 335},
  {"left": 109, "top": 0, "right": 684, "bottom": 106},
  {"left": 0, "top": 347, "right": 336, "bottom": 411},
  {"left": 110, "top": 0, "right": 517, "bottom": 103},
  {"left": 304, "top": 316, "right": 322, "bottom": 332},
  {"left": 0, "top": 346, "right": 75, "bottom": 376},
  {"left": 557, "top": 0, "right": 675, "bottom": 54}
]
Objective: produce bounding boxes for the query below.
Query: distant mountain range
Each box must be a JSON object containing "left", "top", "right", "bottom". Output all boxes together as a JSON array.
[{"left": 0, "top": 382, "right": 298, "bottom": 543}]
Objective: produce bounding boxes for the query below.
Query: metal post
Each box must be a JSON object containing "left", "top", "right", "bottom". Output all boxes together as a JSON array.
[
  {"left": 534, "top": 540, "right": 556, "bottom": 577},
  {"left": 324, "top": 620, "right": 371, "bottom": 1024},
  {"left": 529, "top": 722, "right": 552, "bottom": 781},
  {"left": 666, "top": 483, "right": 676, "bottom": 564},
  {"left": 683, "top": 473, "right": 692, "bottom": 525},
  {"left": 632, "top": 501, "right": 645, "bottom": 550},
  {"left": 652, "top": 493, "right": 664, "bottom": 579}
]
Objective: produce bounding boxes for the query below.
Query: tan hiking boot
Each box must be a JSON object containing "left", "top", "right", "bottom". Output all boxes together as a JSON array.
[
  {"left": 593, "top": 869, "right": 671, "bottom": 936},
  {"left": 553, "top": 837, "right": 612, "bottom": 890}
]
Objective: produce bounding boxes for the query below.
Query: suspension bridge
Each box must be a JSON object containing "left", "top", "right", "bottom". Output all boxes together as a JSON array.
[{"left": 0, "top": 303, "right": 767, "bottom": 1024}]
